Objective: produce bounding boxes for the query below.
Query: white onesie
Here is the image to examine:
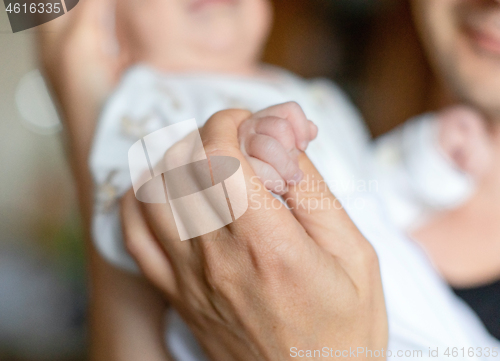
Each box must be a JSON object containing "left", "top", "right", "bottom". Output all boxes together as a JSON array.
[
  {"left": 90, "top": 65, "right": 498, "bottom": 360},
  {"left": 90, "top": 65, "right": 371, "bottom": 271}
]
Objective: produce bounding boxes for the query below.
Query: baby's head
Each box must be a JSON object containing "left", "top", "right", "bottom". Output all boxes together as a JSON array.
[{"left": 116, "top": 0, "right": 273, "bottom": 74}]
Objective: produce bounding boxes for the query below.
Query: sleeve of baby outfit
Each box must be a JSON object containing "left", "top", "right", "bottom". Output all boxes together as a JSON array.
[
  {"left": 369, "top": 113, "right": 474, "bottom": 230},
  {"left": 304, "top": 79, "right": 372, "bottom": 179},
  {"left": 89, "top": 67, "right": 182, "bottom": 272}
]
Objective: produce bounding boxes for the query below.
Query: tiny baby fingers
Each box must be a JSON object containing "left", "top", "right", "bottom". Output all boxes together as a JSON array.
[
  {"left": 245, "top": 134, "right": 302, "bottom": 184},
  {"left": 253, "top": 102, "right": 311, "bottom": 151},
  {"left": 247, "top": 157, "right": 289, "bottom": 195},
  {"left": 254, "top": 116, "right": 296, "bottom": 152},
  {"left": 308, "top": 120, "right": 318, "bottom": 140}
]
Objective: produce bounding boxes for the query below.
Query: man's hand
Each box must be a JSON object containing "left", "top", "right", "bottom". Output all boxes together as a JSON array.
[
  {"left": 37, "top": 0, "right": 128, "bottom": 112},
  {"left": 121, "top": 103, "right": 388, "bottom": 360},
  {"left": 37, "top": 0, "right": 131, "bottom": 220}
]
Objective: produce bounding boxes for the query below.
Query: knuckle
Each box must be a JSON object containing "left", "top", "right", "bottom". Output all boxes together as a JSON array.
[
  {"left": 207, "top": 227, "right": 295, "bottom": 286},
  {"left": 284, "top": 156, "right": 299, "bottom": 172},
  {"left": 202, "top": 109, "right": 252, "bottom": 155},
  {"left": 250, "top": 135, "right": 279, "bottom": 158},
  {"left": 355, "top": 239, "right": 380, "bottom": 272},
  {"left": 272, "top": 117, "right": 293, "bottom": 135},
  {"left": 284, "top": 101, "right": 307, "bottom": 120},
  {"left": 202, "top": 141, "right": 232, "bottom": 159},
  {"left": 212, "top": 108, "right": 252, "bottom": 119},
  {"left": 237, "top": 119, "right": 253, "bottom": 141},
  {"left": 245, "top": 135, "right": 260, "bottom": 155},
  {"left": 247, "top": 133, "right": 259, "bottom": 148},
  {"left": 202, "top": 252, "right": 238, "bottom": 294},
  {"left": 203, "top": 261, "right": 227, "bottom": 290},
  {"left": 263, "top": 138, "right": 280, "bottom": 156},
  {"left": 203, "top": 138, "right": 241, "bottom": 162},
  {"left": 249, "top": 224, "right": 298, "bottom": 267},
  {"left": 123, "top": 227, "right": 142, "bottom": 260},
  {"left": 284, "top": 101, "right": 302, "bottom": 113}
]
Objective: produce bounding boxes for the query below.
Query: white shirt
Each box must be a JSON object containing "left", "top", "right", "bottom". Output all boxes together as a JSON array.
[
  {"left": 90, "top": 65, "right": 499, "bottom": 360},
  {"left": 371, "top": 114, "right": 474, "bottom": 231}
]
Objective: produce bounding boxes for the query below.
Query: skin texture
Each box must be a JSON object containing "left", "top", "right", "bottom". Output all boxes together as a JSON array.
[
  {"left": 121, "top": 106, "right": 388, "bottom": 361},
  {"left": 412, "top": 0, "right": 500, "bottom": 119},
  {"left": 238, "top": 102, "right": 319, "bottom": 195},
  {"left": 437, "top": 106, "right": 493, "bottom": 179},
  {"left": 410, "top": 0, "right": 500, "bottom": 287},
  {"left": 37, "top": 0, "right": 173, "bottom": 359},
  {"left": 37, "top": 0, "right": 388, "bottom": 359},
  {"left": 115, "top": 0, "right": 273, "bottom": 74}
]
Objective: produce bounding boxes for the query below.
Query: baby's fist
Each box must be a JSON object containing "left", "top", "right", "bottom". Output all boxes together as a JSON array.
[
  {"left": 238, "top": 102, "right": 318, "bottom": 195},
  {"left": 438, "top": 105, "right": 492, "bottom": 180}
]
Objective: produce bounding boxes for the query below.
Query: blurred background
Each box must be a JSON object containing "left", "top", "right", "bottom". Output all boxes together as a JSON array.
[{"left": 0, "top": 0, "right": 436, "bottom": 360}]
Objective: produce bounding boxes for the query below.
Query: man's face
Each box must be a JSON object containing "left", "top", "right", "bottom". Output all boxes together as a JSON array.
[{"left": 412, "top": 0, "right": 500, "bottom": 117}]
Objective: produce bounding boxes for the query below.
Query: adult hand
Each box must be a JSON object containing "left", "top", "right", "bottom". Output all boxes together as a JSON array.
[
  {"left": 37, "top": 0, "right": 131, "bottom": 219},
  {"left": 37, "top": 0, "right": 128, "bottom": 115},
  {"left": 121, "top": 104, "right": 388, "bottom": 360},
  {"left": 37, "top": 4, "right": 174, "bottom": 361}
]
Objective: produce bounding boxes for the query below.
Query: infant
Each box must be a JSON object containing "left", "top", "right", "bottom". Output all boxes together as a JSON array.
[
  {"left": 92, "top": 1, "right": 368, "bottom": 357},
  {"left": 92, "top": 0, "right": 371, "bottom": 271},
  {"left": 90, "top": 0, "right": 494, "bottom": 359}
]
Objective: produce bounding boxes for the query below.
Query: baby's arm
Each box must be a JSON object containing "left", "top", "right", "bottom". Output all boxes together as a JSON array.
[
  {"left": 371, "top": 106, "right": 492, "bottom": 230},
  {"left": 238, "top": 102, "right": 318, "bottom": 195},
  {"left": 437, "top": 106, "right": 492, "bottom": 180}
]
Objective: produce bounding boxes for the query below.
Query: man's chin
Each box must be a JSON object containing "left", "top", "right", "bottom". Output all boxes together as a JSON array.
[
  {"left": 449, "top": 45, "right": 500, "bottom": 116},
  {"left": 458, "top": 85, "right": 500, "bottom": 120}
]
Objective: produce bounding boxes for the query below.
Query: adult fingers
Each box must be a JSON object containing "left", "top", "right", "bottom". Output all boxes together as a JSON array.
[
  {"left": 244, "top": 133, "right": 302, "bottom": 184},
  {"left": 308, "top": 120, "right": 318, "bottom": 140},
  {"left": 137, "top": 109, "right": 297, "bottom": 266},
  {"left": 139, "top": 109, "right": 311, "bottom": 282},
  {"left": 120, "top": 191, "right": 178, "bottom": 297},
  {"left": 200, "top": 109, "right": 294, "bottom": 220},
  {"left": 136, "top": 186, "right": 196, "bottom": 272},
  {"left": 197, "top": 109, "right": 302, "bottom": 249},
  {"left": 283, "top": 153, "right": 370, "bottom": 261},
  {"left": 246, "top": 157, "right": 288, "bottom": 195}
]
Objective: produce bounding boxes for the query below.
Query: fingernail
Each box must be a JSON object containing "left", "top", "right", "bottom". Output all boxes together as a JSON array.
[
  {"left": 299, "top": 140, "right": 308, "bottom": 151},
  {"left": 291, "top": 170, "right": 303, "bottom": 184}
]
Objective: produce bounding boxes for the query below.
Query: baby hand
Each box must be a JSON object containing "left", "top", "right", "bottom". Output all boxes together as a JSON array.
[
  {"left": 438, "top": 105, "right": 493, "bottom": 180},
  {"left": 238, "top": 102, "right": 318, "bottom": 195}
]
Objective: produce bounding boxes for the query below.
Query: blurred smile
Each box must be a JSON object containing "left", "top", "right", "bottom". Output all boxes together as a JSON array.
[
  {"left": 189, "top": 0, "right": 238, "bottom": 12},
  {"left": 463, "top": 11, "right": 500, "bottom": 58}
]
